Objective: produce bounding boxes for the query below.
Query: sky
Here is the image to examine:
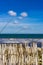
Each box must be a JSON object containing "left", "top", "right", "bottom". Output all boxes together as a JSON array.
[{"left": 0, "top": 0, "right": 43, "bottom": 34}]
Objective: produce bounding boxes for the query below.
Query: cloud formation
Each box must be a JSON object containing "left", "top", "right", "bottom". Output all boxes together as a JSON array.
[
  {"left": 23, "top": 25, "right": 28, "bottom": 29},
  {"left": 14, "top": 20, "right": 19, "bottom": 24},
  {"left": 18, "top": 16, "right": 23, "bottom": 19},
  {"left": 8, "top": 10, "right": 17, "bottom": 16},
  {"left": 20, "top": 12, "right": 28, "bottom": 17}
]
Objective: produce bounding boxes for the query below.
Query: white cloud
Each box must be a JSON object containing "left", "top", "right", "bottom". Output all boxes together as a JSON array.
[
  {"left": 22, "top": 25, "right": 29, "bottom": 29},
  {"left": 14, "top": 20, "right": 19, "bottom": 24},
  {"left": 8, "top": 10, "right": 17, "bottom": 16},
  {"left": 18, "top": 16, "right": 23, "bottom": 19},
  {"left": 20, "top": 12, "right": 28, "bottom": 17}
]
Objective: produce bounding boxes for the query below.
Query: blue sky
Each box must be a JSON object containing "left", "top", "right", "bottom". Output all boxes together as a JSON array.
[{"left": 0, "top": 0, "right": 43, "bottom": 34}]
